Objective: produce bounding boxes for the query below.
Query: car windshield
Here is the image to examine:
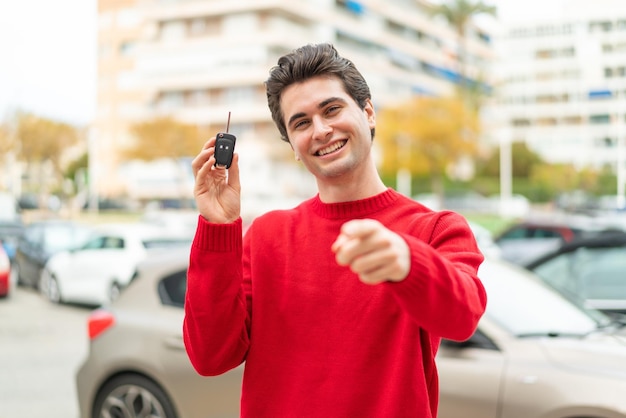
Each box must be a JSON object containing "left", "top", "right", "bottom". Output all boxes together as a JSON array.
[{"left": 479, "top": 258, "right": 611, "bottom": 337}]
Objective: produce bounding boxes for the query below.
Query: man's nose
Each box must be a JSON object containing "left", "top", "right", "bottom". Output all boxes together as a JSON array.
[{"left": 312, "top": 117, "right": 332, "bottom": 140}]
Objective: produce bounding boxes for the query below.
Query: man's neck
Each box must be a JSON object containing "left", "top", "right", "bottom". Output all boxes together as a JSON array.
[{"left": 317, "top": 169, "right": 387, "bottom": 203}]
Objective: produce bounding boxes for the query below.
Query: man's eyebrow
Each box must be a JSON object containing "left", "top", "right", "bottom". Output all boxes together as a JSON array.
[{"left": 287, "top": 97, "right": 347, "bottom": 128}]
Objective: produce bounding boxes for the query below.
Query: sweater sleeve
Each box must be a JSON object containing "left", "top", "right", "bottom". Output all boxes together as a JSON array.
[
  {"left": 387, "top": 211, "right": 487, "bottom": 342},
  {"left": 183, "top": 216, "right": 250, "bottom": 376}
]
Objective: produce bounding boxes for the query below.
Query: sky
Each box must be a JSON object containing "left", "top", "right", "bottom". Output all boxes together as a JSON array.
[
  {"left": 0, "top": 0, "right": 566, "bottom": 127},
  {"left": 0, "top": 0, "right": 97, "bottom": 126}
]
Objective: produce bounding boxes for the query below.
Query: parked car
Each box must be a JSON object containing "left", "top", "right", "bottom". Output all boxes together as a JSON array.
[
  {"left": 76, "top": 249, "right": 626, "bottom": 418},
  {"left": 0, "top": 219, "right": 24, "bottom": 284},
  {"left": 468, "top": 221, "right": 502, "bottom": 258},
  {"left": 14, "top": 220, "right": 95, "bottom": 289},
  {"left": 0, "top": 242, "right": 11, "bottom": 298},
  {"left": 524, "top": 231, "right": 626, "bottom": 318},
  {"left": 40, "top": 223, "right": 192, "bottom": 306},
  {"left": 438, "top": 257, "right": 626, "bottom": 418},
  {"left": 493, "top": 215, "right": 621, "bottom": 264},
  {"left": 76, "top": 247, "right": 243, "bottom": 418}
]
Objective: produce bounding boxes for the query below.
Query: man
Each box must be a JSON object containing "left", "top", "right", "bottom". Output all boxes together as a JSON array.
[{"left": 184, "top": 43, "right": 486, "bottom": 418}]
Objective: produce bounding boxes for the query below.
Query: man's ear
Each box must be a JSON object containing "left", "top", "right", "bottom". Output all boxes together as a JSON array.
[
  {"left": 288, "top": 140, "right": 300, "bottom": 161},
  {"left": 364, "top": 98, "right": 376, "bottom": 128}
]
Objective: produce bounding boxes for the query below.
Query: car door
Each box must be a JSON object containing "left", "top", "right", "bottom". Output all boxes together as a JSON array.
[
  {"left": 156, "top": 270, "right": 243, "bottom": 417},
  {"left": 67, "top": 235, "right": 130, "bottom": 285},
  {"left": 437, "top": 329, "right": 504, "bottom": 418},
  {"left": 17, "top": 224, "right": 44, "bottom": 286}
]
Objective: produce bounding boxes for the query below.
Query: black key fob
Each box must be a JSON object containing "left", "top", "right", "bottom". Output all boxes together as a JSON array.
[{"left": 214, "top": 132, "right": 236, "bottom": 168}]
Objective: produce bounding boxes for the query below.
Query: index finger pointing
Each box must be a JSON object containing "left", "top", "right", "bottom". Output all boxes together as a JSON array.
[{"left": 339, "top": 219, "right": 381, "bottom": 239}]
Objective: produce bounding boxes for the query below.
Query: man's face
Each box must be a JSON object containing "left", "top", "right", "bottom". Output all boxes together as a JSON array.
[{"left": 281, "top": 76, "right": 376, "bottom": 181}]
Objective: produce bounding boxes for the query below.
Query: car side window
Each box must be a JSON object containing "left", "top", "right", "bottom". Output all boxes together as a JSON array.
[
  {"left": 23, "top": 225, "right": 43, "bottom": 249},
  {"left": 579, "top": 247, "right": 626, "bottom": 300},
  {"left": 530, "top": 253, "right": 581, "bottom": 302},
  {"left": 83, "top": 237, "right": 106, "bottom": 250},
  {"left": 158, "top": 270, "right": 187, "bottom": 308},
  {"left": 533, "top": 228, "right": 562, "bottom": 239},
  {"left": 441, "top": 329, "right": 498, "bottom": 351},
  {"left": 103, "top": 237, "right": 124, "bottom": 249},
  {"left": 498, "top": 227, "right": 527, "bottom": 240}
]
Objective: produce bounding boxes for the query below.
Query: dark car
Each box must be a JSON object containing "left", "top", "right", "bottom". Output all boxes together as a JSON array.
[
  {"left": 524, "top": 231, "right": 626, "bottom": 317},
  {"left": 14, "top": 220, "right": 95, "bottom": 289},
  {"left": 494, "top": 215, "right": 621, "bottom": 264},
  {"left": 0, "top": 220, "right": 24, "bottom": 264}
]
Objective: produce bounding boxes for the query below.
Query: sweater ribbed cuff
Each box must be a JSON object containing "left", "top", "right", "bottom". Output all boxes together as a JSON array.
[{"left": 192, "top": 215, "right": 242, "bottom": 252}]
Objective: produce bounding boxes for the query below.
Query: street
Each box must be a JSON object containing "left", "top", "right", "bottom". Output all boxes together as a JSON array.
[{"left": 0, "top": 284, "right": 92, "bottom": 418}]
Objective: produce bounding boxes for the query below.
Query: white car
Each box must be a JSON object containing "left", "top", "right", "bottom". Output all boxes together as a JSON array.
[{"left": 40, "top": 223, "right": 192, "bottom": 306}]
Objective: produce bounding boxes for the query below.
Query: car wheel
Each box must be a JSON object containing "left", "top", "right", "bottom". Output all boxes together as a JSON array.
[
  {"left": 109, "top": 282, "right": 121, "bottom": 303},
  {"left": 14, "top": 263, "right": 25, "bottom": 287},
  {"left": 47, "top": 276, "right": 62, "bottom": 304},
  {"left": 92, "top": 374, "right": 178, "bottom": 418},
  {"left": 9, "top": 264, "right": 18, "bottom": 288}
]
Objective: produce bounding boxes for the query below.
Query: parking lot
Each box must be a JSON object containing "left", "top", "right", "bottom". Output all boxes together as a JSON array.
[{"left": 0, "top": 285, "right": 92, "bottom": 418}]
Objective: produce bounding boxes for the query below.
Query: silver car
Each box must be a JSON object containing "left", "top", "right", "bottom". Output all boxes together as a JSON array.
[
  {"left": 76, "top": 249, "right": 626, "bottom": 418},
  {"left": 75, "top": 247, "right": 242, "bottom": 418}
]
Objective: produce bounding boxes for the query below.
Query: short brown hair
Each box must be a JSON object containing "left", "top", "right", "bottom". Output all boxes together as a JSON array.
[{"left": 265, "top": 43, "right": 372, "bottom": 143}]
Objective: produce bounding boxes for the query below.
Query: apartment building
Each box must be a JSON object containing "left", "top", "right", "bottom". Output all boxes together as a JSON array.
[
  {"left": 95, "top": 0, "right": 493, "bottom": 206},
  {"left": 490, "top": 0, "right": 626, "bottom": 174}
]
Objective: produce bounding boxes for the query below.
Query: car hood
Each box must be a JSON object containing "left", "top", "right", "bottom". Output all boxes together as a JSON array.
[{"left": 540, "top": 333, "right": 626, "bottom": 379}]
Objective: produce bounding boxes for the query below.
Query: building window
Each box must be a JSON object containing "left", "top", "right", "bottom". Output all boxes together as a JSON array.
[
  {"left": 157, "top": 91, "right": 184, "bottom": 111},
  {"left": 590, "top": 21, "right": 613, "bottom": 32},
  {"left": 536, "top": 118, "right": 557, "bottom": 126},
  {"left": 187, "top": 90, "right": 210, "bottom": 107},
  {"left": 119, "top": 42, "right": 136, "bottom": 56},
  {"left": 512, "top": 118, "right": 531, "bottom": 126},
  {"left": 536, "top": 49, "right": 554, "bottom": 59},
  {"left": 336, "top": 0, "right": 366, "bottom": 15},
  {"left": 589, "top": 114, "right": 611, "bottom": 124},
  {"left": 160, "top": 20, "right": 186, "bottom": 41},
  {"left": 563, "top": 116, "right": 583, "bottom": 125}
]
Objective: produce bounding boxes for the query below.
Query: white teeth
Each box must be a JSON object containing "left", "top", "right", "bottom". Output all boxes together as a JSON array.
[{"left": 317, "top": 140, "right": 346, "bottom": 156}]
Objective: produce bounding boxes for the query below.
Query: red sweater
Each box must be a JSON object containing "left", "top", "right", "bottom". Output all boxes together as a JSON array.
[{"left": 184, "top": 188, "right": 486, "bottom": 418}]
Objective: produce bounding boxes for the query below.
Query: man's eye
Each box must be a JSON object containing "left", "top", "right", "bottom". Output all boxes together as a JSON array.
[
  {"left": 294, "top": 120, "right": 309, "bottom": 129},
  {"left": 326, "top": 106, "right": 341, "bottom": 115}
]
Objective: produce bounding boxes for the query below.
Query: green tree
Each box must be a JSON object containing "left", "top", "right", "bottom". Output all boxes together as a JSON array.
[
  {"left": 477, "top": 141, "right": 543, "bottom": 178},
  {"left": 530, "top": 163, "right": 579, "bottom": 200},
  {"left": 377, "top": 96, "right": 481, "bottom": 204}
]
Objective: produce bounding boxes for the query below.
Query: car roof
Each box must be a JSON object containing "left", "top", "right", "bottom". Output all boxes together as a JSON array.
[
  {"left": 498, "top": 213, "right": 624, "bottom": 232},
  {"left": 113, "top": 246, "right": 190, "bottom": 309},
  {"left": 93, "top": 222, "right": 193, "bottom": 239}
]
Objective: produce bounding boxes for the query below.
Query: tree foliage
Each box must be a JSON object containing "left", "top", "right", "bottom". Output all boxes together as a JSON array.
[
  {"left": 430, "top": 0, "right": 497, "bottom": 108},
  {"left": 124, "top": 116, "right": 204, "bottom": 161},
  {"left": 15, "top": 111, "right": 80, "bottom": 170},
  {"left": 377, "top": 95, "right": 481, "bottom": 197},
  {"left": 476, "top": 141, "right": 544, "bottom": 178},
  {"left": 430, "top": 0, "right": 496, "bottom": 37}
]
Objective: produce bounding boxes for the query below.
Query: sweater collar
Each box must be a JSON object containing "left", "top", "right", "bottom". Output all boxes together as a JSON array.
[{"left": 308, "top": 188, "right": 401, "bottom": 219}]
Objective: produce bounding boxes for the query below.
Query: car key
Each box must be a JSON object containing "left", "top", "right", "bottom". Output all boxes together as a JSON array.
[{"left": 214, "top": 112, "right": 236, "bottom": 169}]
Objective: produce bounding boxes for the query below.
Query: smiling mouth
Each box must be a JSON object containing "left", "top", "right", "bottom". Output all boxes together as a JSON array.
[{"left": 316, "top": 140, "right": 347, "bottom": 156}]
